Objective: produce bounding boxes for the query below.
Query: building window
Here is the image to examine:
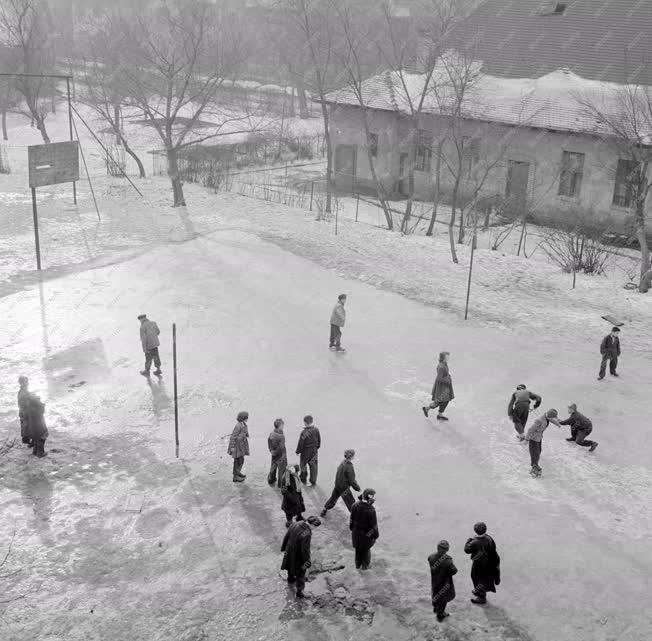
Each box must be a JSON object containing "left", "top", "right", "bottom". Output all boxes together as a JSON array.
[
  {"left": 462, "top": 137, "right": 481, "bottom": 179},
  {"left": 369, "top": 133, "right": 378, "bottom": 158},
  {"left": 414, "top": 129, "right": 432, "bottom": 172},
  {"left": 558, "top": 151, "right": 585, "bottom": 197},
  {"left": 612, "top": 158, "right": 640, "bottom": 208}
]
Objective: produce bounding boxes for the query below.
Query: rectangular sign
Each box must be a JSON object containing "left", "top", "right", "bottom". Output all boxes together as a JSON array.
[{"left": 28, "top": 141, "right": 79, "bottom": 188}]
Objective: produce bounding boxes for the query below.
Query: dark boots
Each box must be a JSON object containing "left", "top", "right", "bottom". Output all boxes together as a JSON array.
[{"left": 32, "top": 439, "right": 47, "bottom": 458}]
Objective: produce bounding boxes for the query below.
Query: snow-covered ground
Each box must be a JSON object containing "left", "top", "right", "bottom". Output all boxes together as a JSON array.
[{"left": 1, "top": 105, "right": 651, "bottom": 641}]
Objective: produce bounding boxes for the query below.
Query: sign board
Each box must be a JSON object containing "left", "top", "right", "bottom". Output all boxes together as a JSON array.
[{"left": 28, "top": 141, "right": 79, "bottom": 188}]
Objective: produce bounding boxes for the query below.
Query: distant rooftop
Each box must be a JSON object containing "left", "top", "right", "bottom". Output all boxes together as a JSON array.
[{"left": 451, "top": 0, "right": 652, "bottom": 85}]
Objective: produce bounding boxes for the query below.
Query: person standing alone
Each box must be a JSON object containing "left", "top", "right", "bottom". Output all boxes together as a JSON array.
[
  {"left": 329, "top": 294, "right": 347, "bottom": 351},
  {"left": 295, "top": 415, "right": 321, "bottom": 485},
  {"left": 598, "top": 327, "right": 620, "bottom": 380},
  {"left": 267, "top": 418, "right": 287, "bottom": 487},
  {"left": 17, "top": 375, "right": 32, "bottom": 446},
  {"left": 422, "top": 351, "right": 454, "bottom": 421},
  {"left": 320, "top": 449, "right": 361, "bottom": 517},
  {"left": 228, "top": 411, "right": 250, "bottom": 482},
  {"left": 138, "top": 314, "right": 162, "bottom": 377}
]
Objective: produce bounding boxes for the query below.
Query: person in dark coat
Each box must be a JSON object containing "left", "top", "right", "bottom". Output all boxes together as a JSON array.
[
  {"left": 320, "top": 449, "right": 361, "bottom": 517},
  {"left": 281, "top": 464, "right": 305, "bottom": 526},
  {"left": 26, "top": 393, "right": 49, "bottom": 458},
  {"left": 598, "top": 327, "right": 620, "bottom": 380},
  {"left": 422, "top": 351, "right": 454, "bottom": 421},
  {"left": 428, "top": 540, "right": 457, "bottom": 622},
  {"left": 560, "top": 403, "right": 598, "bottom": 452},
  {"left": 295, "top": 415, "right": 321, "bottom": 485},
  {"left": 464, "top": 522, "right": 500, "bottom": 605},
  {"left": 17, "top": 375, "right": 32, "bottom": 446},
  {"left": 267, "top": 418, "right": 287, "bottom": 487},
  {"left": 281, "top": 515, "right": 321, "bottom": 598},
  {"left": 227, "top": 411, "right": 250, "bottom": 482},
  {"left": 349, "top": 488, "right": 379, "bottom": 570},
  {"left": 507, "top": 384, "right": 541, "bottom": 439}
]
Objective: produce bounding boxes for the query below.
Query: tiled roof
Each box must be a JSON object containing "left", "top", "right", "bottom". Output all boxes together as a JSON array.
[
  {"left": 452, "top": 0, "right": 652, "bottom": 85},
  {"left": 324, "top": 60, "right": 652, "bottom": 142}
]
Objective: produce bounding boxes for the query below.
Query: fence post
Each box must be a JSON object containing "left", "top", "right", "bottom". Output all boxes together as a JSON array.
[
  {"left": 173, "top": 323, "right": 179, "bottom": 458},
  {"left": 464, "top": 231, "right": 477, "bottom": 321},
  {"left": 355, "top": 193, "right": 360, "bottom": 222},
  {"left": 310, "top": 181, "right": 314, "bottom": 211}
]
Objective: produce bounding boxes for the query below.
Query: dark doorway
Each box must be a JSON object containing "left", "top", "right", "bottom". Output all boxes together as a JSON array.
[
  {"left": 334, "top": 144, "right": 357, "bottom": 192},
  {"left": 505, "top": 160, "right": 530, "bottom": 203},
  {"left": 398, "top": 152, "right": 409, "bottom": 196}
]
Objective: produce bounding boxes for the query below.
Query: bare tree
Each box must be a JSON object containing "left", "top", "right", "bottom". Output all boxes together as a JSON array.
[
  {"left": 0, "top": 0, "right": 55, "bottom": 143},
  {"left": 333, "top": 0, "right": 394, "bottom": 230},
  {"left": 273, "top": 0, "right": 343, "bottom": 216},
  {"left": 75, "top": 32, "right": 147, "bottom": 178},
  {"left": 377, "top": 0, "right": 463, "bottom": 234},
  {"left": 575, "top": 82, "right": 652, "bottom": 291},
  {"left": 98, "top": 0, "right": 252, "bottom": 206}
]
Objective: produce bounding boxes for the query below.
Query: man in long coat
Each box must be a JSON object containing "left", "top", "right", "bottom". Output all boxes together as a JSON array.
[
  {"left": 138, "top": 314, "right": 162, "bottom": 377},
  {"left": 350, "top": 488, "right": 379, "bottom": 569},
  {"left": 281, "top": 515, "right": 321, "bottom": 598},
  {"left": 329, "top": 294, "right": 347, "bottom": 351},
  {"left": 464, "top": 522, "right": 500, "bottom": 605},
  {"left": 320, "top": 449, "right": 360, "bottom": 517},
  {"left": 507, "top": 384, "right": 541, "bottom": 439},
  {"left": 228, "top": 411, "right": 250, "bottom": 482},
  {"left": 26, "top": 393, "right": 49, "bottom": 458},
  {"left": 428, "top": 540, "right": 457, "bottom": 622},
  {"left": 295, "top": 415, "right": 321, "bottom": 485},
  {"left": 267, "top": 418, "right": 287, "bottom": 487},
  {"left": 598, "top": 327, "right": 620, "bottom": 380},
  {"left": 17, "top": 375, "right": 32, "bottom": 445}
]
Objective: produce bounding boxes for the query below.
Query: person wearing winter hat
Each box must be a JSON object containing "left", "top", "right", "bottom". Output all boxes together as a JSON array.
[
  {"left": 281, "top": 515, "right": 321, "bottom": 598},
  {"left": 464, "top": 522, "right": 500, "bottom": 605},
  {"left": 349, "top": 488, "right": 379, "bottom": 569},
  {"left": 320, "top": 449, "right": 360, "bottom": 517},
  {"left": 523, "top": 409, "right": 561, "bottom": 477},
  {"left": 559, "top": 404, "right": 598, "bottom": 452},
  {"left": 598, "top": 326, "right": 621, "bottom": 380},
  {"left": 428, "top": 540, "right": 457, "bottom": 621},
  {"left": 507, "top": 383, "right": 542, "bottom": 439}
]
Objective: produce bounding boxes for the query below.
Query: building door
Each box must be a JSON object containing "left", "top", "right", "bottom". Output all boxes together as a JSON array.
[
  {"left": 505, "top": 160, "right": 530, "bottom": 203},
  {"left": 398, "top": 153, "right": 409, "bottom": 196},
  {"left": 334, "top": 144, "right": 357, "bottom": 192}
]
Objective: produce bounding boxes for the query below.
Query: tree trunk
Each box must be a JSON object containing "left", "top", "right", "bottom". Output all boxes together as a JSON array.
[
  {"left": 288, "top": 87, "right": 296, "bottom": 118},
  {"left": 636, "top": 198, "right": 650, "bottom": 292},
  {"left": 401, "top": 126, "right": 416, "bottom": 234},
  {"left": 458, "top": 207, "right": 465, "bottom": 243},
  {"left": 114, "top": 104, "right": 122, "bottom": 145},
  {"left": 167, "top": 147, "right": 186, "bottom": 207},
  {"left": 319, "top": 98, "right": 333, "bottom": 215},
  {"left": 426, "top": 140, "right": 443, "bottom": 236},
  {"left": 1, "top": 109, "right": 7, "bottom": 141},
  {"left": 35, "top": 114, "right": 50, "bottom": 144},
  {"left": 359, "top": 111, "right": 393, "bottom": 230},
  {"left": 123, "top": 137, "right": 146, "bottom": 178},
  {"left": 296, "top": 77, "right": 309, "bottom": 119},
  {"left": 448, "top": 175, "right": 461, "bottom": 263}
]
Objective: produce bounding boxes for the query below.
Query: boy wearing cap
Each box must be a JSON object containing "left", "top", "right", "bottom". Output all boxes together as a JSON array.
[
  {"left": 560, "top": 404, "right": 598, "bottom": 452},
  {"left": 350, "top": 488, "right": 379, "bottom": 569},
  {"left": 138, "top": 314, "right": 162, "bottom": 377},
  {"left": 523, "top": 409, "right": 561, "bottom": 477},
  {"left": 598, "top": 327, "right": 621, "bottom": 380},
  {"left": 507, "top": 384, "right": 542, "bottom": 439},
  {"left": 281, "top": 515, "right": 321, "bottom": 598},
  {"left": 320, "top": 449, "right": 361, "bottom": 517},
  {"left": 428, "top": 540, "right": 457, "bottom": 621},
  {"left": 464, "top": 522, "right": 500, "bottom": 605}
]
